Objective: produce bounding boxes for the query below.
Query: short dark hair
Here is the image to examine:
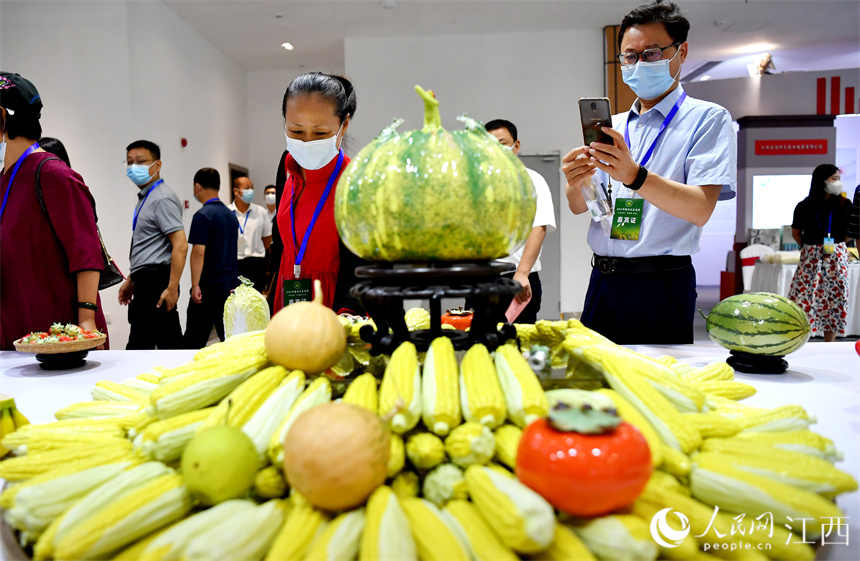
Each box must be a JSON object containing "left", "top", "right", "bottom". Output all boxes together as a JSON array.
[
  {"left": 484, "top": 119, "right": 518, "bottom": 142},
  {"left": 809, "top": 163, "right": 840, "bottom": 200},
  {"left": 1, "top": 108, "right": 41, "bottom": 141},
  {"left": 39, "top": 137, "right": 71, "bottom": 167},
  {"left": 126, "top": 139, "right": 161, "bottom": 161},
  {"left": 194, "top": 167, "right": 220, "bottom": 191},
  {"left": 282, "top": 72, "right": 356, "bottom": 123},
  {"left": 619, "top": 1, "right": 690, "bottom": 49},
  {"left": 264, "top": 184, "right": 276, "bottom": 193}
]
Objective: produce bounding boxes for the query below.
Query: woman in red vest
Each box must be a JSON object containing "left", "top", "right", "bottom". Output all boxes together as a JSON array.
[{"left": 272, "top": 72, "right": 363, "bottom": 314}]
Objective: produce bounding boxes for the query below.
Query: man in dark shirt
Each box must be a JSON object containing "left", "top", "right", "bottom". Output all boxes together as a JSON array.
[{"left": 183, "top": 168, "right": 240, "bottom": 348}]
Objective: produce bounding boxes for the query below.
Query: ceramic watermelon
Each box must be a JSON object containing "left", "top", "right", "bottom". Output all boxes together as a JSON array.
[
  {"left": 705, "top": 292, "right": 810, "bottom": 356},
  {"left": 334, "top": 85, "right": 536, "bottom": 262}
]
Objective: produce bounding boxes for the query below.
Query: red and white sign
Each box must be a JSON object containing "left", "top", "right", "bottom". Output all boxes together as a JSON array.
[{"left": 754, "top": 139, "right": 828, "bottom": 155}]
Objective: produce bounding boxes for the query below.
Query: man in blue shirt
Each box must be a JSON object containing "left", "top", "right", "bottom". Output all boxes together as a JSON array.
[
  {"left": 183, "top": 167, "right": 240, "bottom": 348},
  {"left": 563, "top": 1, "right": 736, "bottom": 344}
]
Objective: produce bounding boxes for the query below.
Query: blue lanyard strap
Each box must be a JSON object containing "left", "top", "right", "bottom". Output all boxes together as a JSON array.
[
  {"left": 290, "top": 151, "right": 344, "bottom": 274},
  {"left": 0, "top": 142, "right": 41, "bottom": 223},
  {"left": 132, "top": 179, "right": 164, "bottom": 231},
  {"left": 625, "top": 92, "right": 687, "bottom": 167},
  {"left": 827, "top": 211, "right": 833, "bottom": 238},
  {"left": 234, "top": 207, "right": 251, "bottom": 234}
]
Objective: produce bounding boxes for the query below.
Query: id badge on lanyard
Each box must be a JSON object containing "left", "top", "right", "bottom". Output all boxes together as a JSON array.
[
  {"left": 823, "top": 212, "right": 835, "bottom": 255},
  {"left": 283, "top": 279, "right": 313, "bottom": 305}
]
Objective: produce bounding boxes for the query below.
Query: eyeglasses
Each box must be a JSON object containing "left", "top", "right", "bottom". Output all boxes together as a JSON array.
[{"left": 618, "top": 43, "right": 680, "bottom": 66}]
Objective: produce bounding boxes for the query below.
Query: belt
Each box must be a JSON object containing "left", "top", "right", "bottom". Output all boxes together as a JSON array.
[{"left": 592, "top": 254, "right": 691, "bottom": 275}]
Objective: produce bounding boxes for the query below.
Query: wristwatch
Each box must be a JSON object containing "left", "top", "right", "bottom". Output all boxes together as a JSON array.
[{"left": 624, "top": 165, "right": 648, "bottom": 191}]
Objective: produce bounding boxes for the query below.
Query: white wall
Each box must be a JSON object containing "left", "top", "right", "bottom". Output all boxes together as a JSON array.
[
  {"left": 345, "top": 30, "right": 601, "bottom": 314},
  {"left": 2, "top": 1, "right": 247, "bottom": 349}
]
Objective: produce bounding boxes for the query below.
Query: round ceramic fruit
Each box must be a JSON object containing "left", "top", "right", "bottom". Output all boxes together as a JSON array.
[
  {"left": 282, "top": 402, "right": 390, "bottom": 511},
  {"left": 516, "top": 396, "right": 652, "bottom": 517},
  {"left": 855, "top": 339, "right": 860, "bottom": 356},
  {"left": 705, "top": 292, "right": 810, "bottom": 356},
  {"left": 182, "top": 426, "right": 260, "bottom": 505},
  {"left": 265, "top": 279, "right": 346, "bottom": 374},
  {"left": 334, "top": 85, "right": 536, "bottom": 261}
]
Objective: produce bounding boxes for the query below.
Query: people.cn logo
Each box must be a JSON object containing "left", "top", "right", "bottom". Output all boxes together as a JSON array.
[{"left": 650, "top": 507, "right": 691, "bottom": 548}]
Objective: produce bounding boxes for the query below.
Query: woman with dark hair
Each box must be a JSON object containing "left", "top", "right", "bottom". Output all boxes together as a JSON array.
[
  {"left": 271, "top": 72, "right": 364, "bottom": 314},
  {"left": 788, "top": 164, "right": 853, "bottom": 342},
  {"left": 38, "top": 137, "right": 70, "bottom": 167},
  {"left": 0, "top": 72, "right": 108, "bottom": 349}
]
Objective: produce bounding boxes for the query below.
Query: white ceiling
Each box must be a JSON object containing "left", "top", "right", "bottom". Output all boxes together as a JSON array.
[{"left": 163, "top": 0, "right": 860, "bottom": 78}]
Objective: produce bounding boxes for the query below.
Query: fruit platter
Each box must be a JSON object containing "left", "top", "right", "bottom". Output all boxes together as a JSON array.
[{"left": 13, "top": 324, "right": 107, "bottom": 370}]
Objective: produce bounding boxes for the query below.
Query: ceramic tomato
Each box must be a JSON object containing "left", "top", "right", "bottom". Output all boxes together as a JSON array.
[
  {"left": 855, "top": 339, "right": 860, "bottom": 356},
  {"left": 516, "top": 399, "right": 652, "bottom": 517}
]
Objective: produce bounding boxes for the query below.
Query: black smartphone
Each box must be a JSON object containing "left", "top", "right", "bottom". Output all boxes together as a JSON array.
[{"left": 578, "top": 97, "right": 613, "bottom": 146}]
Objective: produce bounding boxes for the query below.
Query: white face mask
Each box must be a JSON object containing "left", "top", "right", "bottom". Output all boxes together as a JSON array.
[
  {"left": 265, "top": 193, "right": 277, "bottom": 205},
  {"left": 825, "top": 180, "right": 843, "bottom": 195},
  {"left": 285, "top": 122, "right": 343, "bottom": 170},
  {"left": 0, "top": 140, "right": 6, "bottom": 166}
]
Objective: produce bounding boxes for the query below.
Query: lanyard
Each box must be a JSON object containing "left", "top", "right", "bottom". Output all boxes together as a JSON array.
[
  {"left": 0, "top": 142, "right": 40, "bottom": 223},
  {"left": 234, "top": 207, "right": 251, "bottom": 234},
  {"left": 827, "top": 211, "right": 833, "bottom": 238},
  {"left": 290, "top": 150, "right": 344, "bottom": 277},
  {"left": 132, "top": 179, "right": 164, "bottom": 231},
  {"left": 625, "top": 92, "right": 687, "bottom": 167}
]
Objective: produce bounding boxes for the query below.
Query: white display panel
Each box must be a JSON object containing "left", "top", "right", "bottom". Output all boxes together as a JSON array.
[{"left": 751, "top": 174, "right": 812, "bottom": 230}]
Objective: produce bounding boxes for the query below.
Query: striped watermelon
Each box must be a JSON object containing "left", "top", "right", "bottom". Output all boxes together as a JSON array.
[
  {"left": 706, "top": 292, "right": 810, "bottom": 356},
  {"left": 334, "top": 85, "right": 536, "bottom": 262}
]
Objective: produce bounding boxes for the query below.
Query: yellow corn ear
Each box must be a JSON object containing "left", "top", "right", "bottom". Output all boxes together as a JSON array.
[
  {"left": 649, "top": 470, "right": 689, "bottom": 496},
  {"left": 343, "top": 372, "right": 378, "bottom": 412},
  {"left": 641, "top": 476, "right": 815, "bottom": 561},
  {"left": 54, "top": 400, "right": 143, "bottom": 421},
  {"left": 360, "top": 486, "right": 417, "bottom": 561},
  {"left": 736, "top": 405, "right": 814, "bottom": 432},
  {"left": 392, "top": 471, "right": 420, "bottom": 498},
  {"left": 406, "top": 432, "right": 445, "bottom": 470},
  {"left": 378, "top": 341, "right": 422, "bottom": 433},
  {"left": 201, "top": 366, "right": 287, "bottom": 430},
  {"left": 692, "top": 380, "right": 756, "bottom": 401},
  {"left": 682, "top": 412, "right": 743, "bottom": 438},
  {"left": 305, "top": 508, "right": 365, "bottom": 561},
  {"left": 268, "top": 376, "right": 330, "bottom": 465},
  {"left": 493, "top": 424, "right": 522, "bottom": 470},
  {"left": 493, "top": 343, "right": 548, "bottom": 427},
  {"left": 446, "top": 422, "right": 495, "bottom": 468},
  {"left": 387, "top": 433, "right": 405, "bottom": 478},
  {"left": 660, "top": 445, "right": 691, "bottom": 478},
  {"left": 0, "top": 440, "right": 133, "bottom": 481},
  {"left": 421, "top": 337, "right": 461, "bottom": 436},
  {"left": 683, "top": 361, "right": 735, "bottom": 383},
  {"left": 597, "top": 388, "right": 663, "bottom": 467},
  {"left": 441, "top": 499, "right": 518, "bottom": 561},
  {"left": 535, "top": 524, "right": 597, "bottom": 561},
  {"left": 54, "top": 473, "right": 191, "bottom": 560},
  {"left": 184, "top": 499, "right": 284, "bottom": 561},
  {"left": 733, "top": 430, "right": 841, "bottom": 461},
  {"left": 460, "top": 344, "right": 506, "bottom": 428},
  {"left": 255, "top": 466, "right": 288, "bottom": 499},
  {"left": 422, "top": 463, "right": 467, "bottom": 506},
  {"left": 91, "top": 380, "right": 150, "bottom": 402},
  {"left": 465, "top": 465, "right": 554, "bottom": 553},
  {"left": 7, "top": 432, "right": 127, "bottom": 456},
  {"left": 111, "top": 523, "right": 173, "bottom": 561},
  {"left": 571, "top": 514, "right": 657, "bottom": 561},
  {"left": 630, "top": 498, "right": 711, "bottom": 561},
  {"left": 133, "top": 407, "right": 214, "bottom": 463},
  {"left": 1, "top": 418, "right": 124, "bottom": 450},
  {"left": 265, "top": 502, "right": 328, "bottom": 561},
  {"left": 690, "top": 453, "right": 843, "bottom": 539},
  {"left": 400, "top": 497, "right": 471, "bottom": 561}
]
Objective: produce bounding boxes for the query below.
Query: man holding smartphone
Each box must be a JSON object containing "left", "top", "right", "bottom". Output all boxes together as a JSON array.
[{"left": 563, "top": 0, "right": 736, "bottom": 344}]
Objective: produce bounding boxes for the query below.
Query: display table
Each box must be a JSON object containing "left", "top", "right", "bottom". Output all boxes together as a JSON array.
[
  {"left": 2, "top": 344, "right": 859, "bottom": 560},
  {"left": 750, "top": 261, "right": 860, "bottom": 336}
]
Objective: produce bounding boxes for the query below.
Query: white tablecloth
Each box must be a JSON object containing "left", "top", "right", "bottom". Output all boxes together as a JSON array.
[
  {"left": 2, "top": 344, "right": 859, "bottom": 560},
  {"left": 750, "top": 261, "right": 860, "bottom": 336}
]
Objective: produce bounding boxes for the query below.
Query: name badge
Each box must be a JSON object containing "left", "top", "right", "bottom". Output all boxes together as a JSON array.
[
  {"left": 283, "top": 279, "right": 312, "bottom": 305},
  {"left": 822, "top": 236, "right": 835, "bottom": 255},
  {"left": 610, "top": 198, "right": 644, "bottom": 241}
]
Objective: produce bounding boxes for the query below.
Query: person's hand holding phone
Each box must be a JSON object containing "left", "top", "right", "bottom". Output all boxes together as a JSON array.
[{"left": 587, "top": 127, "right": 639, "bottom": 186}]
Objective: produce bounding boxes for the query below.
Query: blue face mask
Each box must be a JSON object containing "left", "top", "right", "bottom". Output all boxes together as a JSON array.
[
  {"left": 240, "top": 189, "right": 255, "bottom": 204},
  {"left": 621, "top": 49, "right": 681, "bottom": 101},
  {"left": 127, "top": 162, "right": 155, "bottom": 186}
]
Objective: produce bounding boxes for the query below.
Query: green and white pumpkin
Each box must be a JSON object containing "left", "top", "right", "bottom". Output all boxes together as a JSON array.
[
  {"left": 335, "top": 85, "right": 536, "bottom": 262},
  {"left": 705, "top": 292, "right": 810, "bottom": 356}
]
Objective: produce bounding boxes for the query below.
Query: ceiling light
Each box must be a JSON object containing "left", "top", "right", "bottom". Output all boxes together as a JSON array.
[
  {"left": 699, "top": 75, "right": 711, "bottom": 81},
  {"left": 731, "top": 42, "right": 777, "bottom": 55},
  {"left": 281, "top": 42, "right": 294, "bottom": 51}
]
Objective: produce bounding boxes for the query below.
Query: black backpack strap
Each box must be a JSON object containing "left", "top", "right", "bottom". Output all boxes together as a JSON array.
[{"left": 34, "top": 157, "right": 63, "bottom": 243}]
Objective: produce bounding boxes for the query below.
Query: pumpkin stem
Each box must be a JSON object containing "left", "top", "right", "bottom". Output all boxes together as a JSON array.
[
  {"left": 415, "top": 85, "right": 441, "bottom": 132},
  {"left": 312, "top": 279, "right": 323, "bottom": 305}
]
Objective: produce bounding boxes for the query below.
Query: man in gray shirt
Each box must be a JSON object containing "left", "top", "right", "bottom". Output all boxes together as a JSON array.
[{"left": 118, "top": 140, "right": 188, "bottom": 349}]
